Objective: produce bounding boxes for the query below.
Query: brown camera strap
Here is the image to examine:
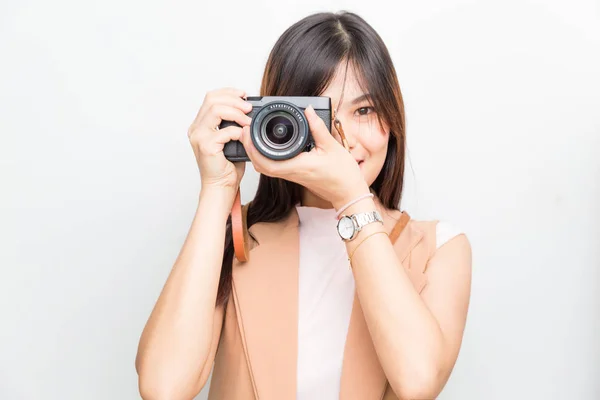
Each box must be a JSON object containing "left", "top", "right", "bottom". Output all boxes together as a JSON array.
[
  {"left": 389, "top": 211, "right": 411, "bottom": 244},
  {"left": 232, "top": 188, "right": 249, "bottom": 262}
]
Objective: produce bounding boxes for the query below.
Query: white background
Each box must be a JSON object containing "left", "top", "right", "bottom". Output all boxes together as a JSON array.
[{"left": 1, "top": 0, "right": 599, "bottom": 399}]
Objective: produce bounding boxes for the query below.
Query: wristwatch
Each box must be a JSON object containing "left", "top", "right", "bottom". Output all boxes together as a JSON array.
[{"left": 336, "top": 210, "right": 383, "bottom": 241}]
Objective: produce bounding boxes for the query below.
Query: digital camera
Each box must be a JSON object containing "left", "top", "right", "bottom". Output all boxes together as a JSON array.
[{"left": 221, "top": 96, "right": 331, "bottom": 162}]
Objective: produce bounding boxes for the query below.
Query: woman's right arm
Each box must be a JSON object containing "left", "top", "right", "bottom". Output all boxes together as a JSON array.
[{"left": 135, "top": 88, "right": 253, "bottom": 400}]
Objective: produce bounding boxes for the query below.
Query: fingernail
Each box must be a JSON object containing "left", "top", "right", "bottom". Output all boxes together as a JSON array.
[{"left": 306, "top": 104, "right": 314, "bottom": 115}]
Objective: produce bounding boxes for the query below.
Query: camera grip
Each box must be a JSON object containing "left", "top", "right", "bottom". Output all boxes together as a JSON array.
[
  {"left": 218, "top": 120, "right": 250, "bottom": 162},
  {"left": 219, "top": 120, "right": 240, "bottom": 130},
  {"left": 314, "top": 109, "right": 332, "bottom": 132},
  {"left": 223, "top": 140, "right": 250, "bottom": 162}
]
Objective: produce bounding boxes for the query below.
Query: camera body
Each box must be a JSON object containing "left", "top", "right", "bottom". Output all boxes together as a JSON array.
[{"left": 221, "top": 96, "right": 331, "bottom": 162}]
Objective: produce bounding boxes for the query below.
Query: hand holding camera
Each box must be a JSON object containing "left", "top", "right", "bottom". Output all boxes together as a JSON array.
[
  {"left": 187, "top": 87, "right": 252, "bottom": 198},
  {"left": 190, "top": 88, "right": 368, "bottom": 209},
  {"left": 235, "top": 98, "right": 369, "bottom": 210}
]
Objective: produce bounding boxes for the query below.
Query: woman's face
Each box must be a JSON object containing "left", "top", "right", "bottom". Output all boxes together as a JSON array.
[{"left": 320, "top": 62, "right": 390, "bottom": 187}]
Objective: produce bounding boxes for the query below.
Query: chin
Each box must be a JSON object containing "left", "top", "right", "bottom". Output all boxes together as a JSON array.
[
  {"left": 360, "top": 161, "right": 383, "bottom": 187},
  {"left": 360, "top": 166, "right": 375, "bottom": 186}
]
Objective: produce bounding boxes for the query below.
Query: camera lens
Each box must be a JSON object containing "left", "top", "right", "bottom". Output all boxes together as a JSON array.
[
  {"left": 262, "top": 112, "right": 298, "bottom": 149},
  {"left": 250, "top": 100, "right": 309, "bottom": 160},
  {"left": 270, "top": 121, "right": 288, "bottom": 140}
]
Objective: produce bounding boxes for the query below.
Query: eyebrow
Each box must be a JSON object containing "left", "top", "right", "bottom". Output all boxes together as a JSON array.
[{"left": 350, "top": 93, "right": 372, "bottom": 105}]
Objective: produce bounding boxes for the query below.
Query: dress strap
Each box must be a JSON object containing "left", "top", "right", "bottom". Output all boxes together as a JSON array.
[{"left": 389, "top": 211, "right": 411, "bottom": 244}]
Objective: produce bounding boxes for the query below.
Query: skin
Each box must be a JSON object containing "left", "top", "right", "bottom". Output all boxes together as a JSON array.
[
  {"left": 135, "top": 63, "right": 472, "bottom": 399},
  {"left": 299, "top": 63, "right": 391, "bottom": 208}
]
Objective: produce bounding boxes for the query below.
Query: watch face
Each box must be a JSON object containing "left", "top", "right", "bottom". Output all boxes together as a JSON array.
[{"left": 337, "top": 216, "right": 355, "bottom": 240}]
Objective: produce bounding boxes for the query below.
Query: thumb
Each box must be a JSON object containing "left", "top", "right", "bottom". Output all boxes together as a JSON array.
[{"left": 304, "top": 104, "right": 337, "bottom": 149}]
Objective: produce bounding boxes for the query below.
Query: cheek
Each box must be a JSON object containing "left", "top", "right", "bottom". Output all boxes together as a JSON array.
[
  {"left": 361, "top": 129, "right": 389, "bottom": 158},
  {"left": 360, "top": 131, "right": 390, "bottom": 184}
]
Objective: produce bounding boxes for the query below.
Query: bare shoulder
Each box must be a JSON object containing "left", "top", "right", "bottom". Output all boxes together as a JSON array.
[
  {"left": 403, "top": 216, "right": 472, "bottom": 289},
  {"left": 408, "top": 217, "right": 470, "bottom": 253},
  {"left": 419, "top": 217, "right": 472, "bottom": 296}
]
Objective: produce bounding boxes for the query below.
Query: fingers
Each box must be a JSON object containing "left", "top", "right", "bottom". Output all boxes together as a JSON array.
[
  {"left": 194, "top": 87, "right": 251, "bottom": 124},
  {"left": 275, "top": 151, "right": 313, "bottom": 178},
  {"left": 304, "top": 105, "right": 337, "bottom": 150},
  {"left": 200, "top": 92, "right": 252, "bottom": 119},
  {"left": 192, "top": 125, "right": 243, "bottom": 158},
  {"left": 214, "top": 125, "right": 243, "bottom": 145},
  {"left": 202, "top": 104, "right": 253, "bottom": 130}
]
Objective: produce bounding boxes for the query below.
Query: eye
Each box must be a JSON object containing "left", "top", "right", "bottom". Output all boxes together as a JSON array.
[{"left": 354, "top": 106, "right": 374, "bottom": 116}]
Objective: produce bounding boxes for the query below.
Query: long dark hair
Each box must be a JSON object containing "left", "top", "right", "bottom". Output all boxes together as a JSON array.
[{"left": 216, "top": 11, "right": 407, "bottom": 307}]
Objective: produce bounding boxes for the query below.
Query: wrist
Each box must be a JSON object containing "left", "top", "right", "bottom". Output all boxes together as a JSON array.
[
  {"left": 340, "top": 197, "right": 377, "bottom": 216},
  {"left": 199, "top": 185, "right": 237, "bottom": 218},
  {"left": 332, "top": 183, "right": 371, "bottom": 211},
  {"left": 336, "top": 200, "right": 384, "bottom": 243}
]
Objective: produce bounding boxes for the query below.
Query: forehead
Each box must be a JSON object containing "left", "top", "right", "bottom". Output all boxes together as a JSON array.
[{"left": 320, "top": 61, "right": 368, "bottom": 103}]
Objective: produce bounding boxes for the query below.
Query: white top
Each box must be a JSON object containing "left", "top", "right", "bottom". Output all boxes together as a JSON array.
[{"left": 294, "top": 205, "right": 463, "bottom": 399}]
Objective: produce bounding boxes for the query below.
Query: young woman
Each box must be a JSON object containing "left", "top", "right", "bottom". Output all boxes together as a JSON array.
[{"left": 136, "top": 11, "right": 472, "bottom": 400}]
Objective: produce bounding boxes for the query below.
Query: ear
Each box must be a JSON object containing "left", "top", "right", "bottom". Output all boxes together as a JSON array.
[{"left": 304, "top": 105, "right": 338, "bottom": 150}]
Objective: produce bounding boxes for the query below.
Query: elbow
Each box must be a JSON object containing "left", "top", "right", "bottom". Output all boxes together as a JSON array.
[
  {"left": 137, "top": 373, "right": 171, "bottom": 400},
  {"left": 137, "top": 367, "right": 203, "bottom": 400},
  {"left": 138, "top": 380, "right": 167, "bottom": 400},
  {"left": 389, "top": 363, "right": 444, "bottom": 400},
  {"left": 138, "top": 377, "right": 166, "bottom": 400},
  {"left": 135, "top": 348, "right": 210, "bottom": 400},
  {"left": 138, "top": 378, "right": 200, "bottom": 400}
]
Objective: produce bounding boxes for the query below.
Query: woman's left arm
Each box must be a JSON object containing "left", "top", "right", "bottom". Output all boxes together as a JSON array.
[
  {"left": 342, "top": 198, "right": 472, "bottom": 400},
  {"left": 239, "top": 106, "right": 472, "bottom": 399}
]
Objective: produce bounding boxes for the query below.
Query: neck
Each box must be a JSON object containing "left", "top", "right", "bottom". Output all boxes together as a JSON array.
[{"left": 300, "top": 188, "right": 334, "bottom": 209}]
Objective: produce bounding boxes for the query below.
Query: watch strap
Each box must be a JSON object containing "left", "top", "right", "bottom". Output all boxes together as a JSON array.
[{"left": 353, "top": 210, "right": 383, "bottom": 231}]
